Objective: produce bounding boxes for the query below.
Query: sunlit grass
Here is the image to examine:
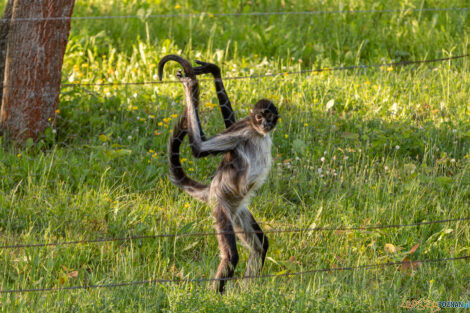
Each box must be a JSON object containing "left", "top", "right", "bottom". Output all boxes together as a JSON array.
[{"left": 0, "top": 0, "right": 469, "bottom": 312}]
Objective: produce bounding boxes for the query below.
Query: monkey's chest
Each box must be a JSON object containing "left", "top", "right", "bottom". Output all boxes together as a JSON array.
[{"left": 242, "top": 136, "right": 272, "bottom": 190}]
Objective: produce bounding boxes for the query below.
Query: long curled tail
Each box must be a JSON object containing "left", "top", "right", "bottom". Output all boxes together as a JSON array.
[
  {"left": 168, "top": 116, "right": 210, "bottom": 203},
  {"left": 159, "top": 55, "right": 209, "bottom": 203},
  {"left": 158, "top": 54, "right": 196, "bottom": 80}
]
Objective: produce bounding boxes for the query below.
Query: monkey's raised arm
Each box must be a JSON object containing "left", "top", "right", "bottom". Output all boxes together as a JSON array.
[
  {"left": 181, "top": 76, "right": 245, "bottom": 157},
  {"left": 193, "top": 60, "right": 236, "bottom": 128},
  {"left": 158, "top": 55, "right": 207, "bottom": 141}
]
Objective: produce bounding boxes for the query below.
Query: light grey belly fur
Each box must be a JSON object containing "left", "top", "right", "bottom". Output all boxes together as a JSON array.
[{"left": 209, "top": 134, "right": 272, "bottom": 215}]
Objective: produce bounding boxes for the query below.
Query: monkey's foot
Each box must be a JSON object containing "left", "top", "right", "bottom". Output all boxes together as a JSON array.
[{"left": 194, "top": 60, "right": 221, "bottom": 76}]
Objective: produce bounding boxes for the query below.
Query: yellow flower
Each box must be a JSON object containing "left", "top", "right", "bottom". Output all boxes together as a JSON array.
[
  {"left": 304, "top": 123, "right": 309, "bottom": 127},
  {"left": 17, "top": 153, "right": 22, "bottom": 157},
  {"left": 387, "top": 67, "right": 393, "bottom": 71},
  {"left": 283, "top": 72, "right": 289, "bottom": 76},
  {"left": 149, "top": 149, "right": 155, "bottom": 153},
  {"left": 184, "top": 202, "right": 190, "bottom": 208},
  {"left": 132, "top": 106, "right": 138, "bottom": 111},
  {"left": 181, "top": 158, "right": 187, "bottom": 163},
  {"left": 284, "top": 134, "right": 289, "bottom": 138},
  {"left": 209, "top": 13, "right": 214, "bottom": 18},
  {"left": 158, "top": 122, "right": 163, "bottom": 126},
  {"left": 55, "top": 109, "right": 60, "bottom": 114},
  {"left": 174, "top": 4, "right": 181, "bottom": 9},
  {"left": 364, "top": 81, "right": 371, "bottom": 85},
  {"left": 313, "top": 99, "right": 319, "bottom": 103},
  {"left": 171, "top": 114, "right": 178, "bottom": 118},
  {"left": 154, "top": 130, "right": 160, "bottom": 136},
  {"left": 278, "top": 118, "right": 282, "bottom": 123}
]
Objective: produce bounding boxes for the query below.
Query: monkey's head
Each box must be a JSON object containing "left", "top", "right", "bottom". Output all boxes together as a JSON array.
[{"left": 250, "top": 99, "right": 279, "bottom": 135}]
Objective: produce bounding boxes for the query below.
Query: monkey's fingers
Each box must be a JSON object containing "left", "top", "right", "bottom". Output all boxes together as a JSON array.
[{"left": 176, "top": 69, "right": 184, "bottom": 80}]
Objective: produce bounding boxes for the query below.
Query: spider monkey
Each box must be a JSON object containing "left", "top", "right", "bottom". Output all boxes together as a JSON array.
[{"left": 158, "top": 55, "right": 278, "bottom": 293}]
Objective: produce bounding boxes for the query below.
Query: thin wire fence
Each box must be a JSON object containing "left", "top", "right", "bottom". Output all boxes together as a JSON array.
[
  {"left": 1, "top": 7, "right": 469, "bottom": 23},
  {"left": 1, "top": 217, "right": 468, "bottom": 250},
  {"left": 62, "top": 54, "right": 470, "bottom": 87},
  {"left": 2, "top": 53, "right": 468, "bottom": 92},
  {"left": 1, "top": 255, "right": 468, "bottom": 294}
]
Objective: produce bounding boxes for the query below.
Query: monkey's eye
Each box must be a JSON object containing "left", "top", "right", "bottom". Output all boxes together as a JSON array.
[{"left": 255, "top": 114, "right": 263, "bottom": 122}]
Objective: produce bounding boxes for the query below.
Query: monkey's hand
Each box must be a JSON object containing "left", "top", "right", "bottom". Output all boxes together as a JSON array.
[
  {"left": 193, "top": 60, "right": 221, "bottom": 77},
  {"left": 176, "top": 69, "right": 185, "bottom": 82}
]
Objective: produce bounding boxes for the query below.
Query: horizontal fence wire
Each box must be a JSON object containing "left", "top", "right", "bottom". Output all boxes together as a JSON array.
[
  {"left": 1, "top": 7, "right": 469, "bottom": 23},
  {"left": 1, "top": 255, "right": 468, "bottom": 294},
  {"left": 1, "top": 217, "right": 468, "bottom": 250},
  {"left": 61, "top": 53, "right": 470, "bottom": 87},
  {"left": 2, "top": 53, "right": 468, "bottom": 92}
]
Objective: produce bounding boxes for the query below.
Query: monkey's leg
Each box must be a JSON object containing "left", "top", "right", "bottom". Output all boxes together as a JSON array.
[
  {"left": 212, "top": 204, "right": 239, "bottom": 293},
  {"left": 232, "top": 207, "right": 269, "bottom": 278},
  {"left": 193, "top": 60, "right": 236, "bottom": 128}
]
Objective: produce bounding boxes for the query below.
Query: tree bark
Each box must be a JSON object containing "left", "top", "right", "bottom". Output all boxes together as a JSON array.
[
  {"left": 1, "top": 0, "right": 75, "bottom": 141},
  {"left": 0, "top": 0, "right": 14, "bottom": 111}
]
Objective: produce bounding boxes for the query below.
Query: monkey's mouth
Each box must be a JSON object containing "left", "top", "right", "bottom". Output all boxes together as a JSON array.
[{"left": 261, "top": 124, "right": 275, "bottom": 133}]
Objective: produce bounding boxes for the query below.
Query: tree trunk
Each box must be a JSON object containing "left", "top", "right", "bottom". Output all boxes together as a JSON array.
[
  {"left": 0, "top": 0, "right": 14, "bottom": 110},
  {"left": 1, "top": 0, "right": 75, "bottom": 141}
]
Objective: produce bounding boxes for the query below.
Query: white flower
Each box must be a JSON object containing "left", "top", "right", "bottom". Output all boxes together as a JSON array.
[
  {"left": 317, "top": 168, "right": 323, "bottom": 174},
  {"left": 128, "top": 135, "right": 132, "bottom": 140},
  {"left": 395, "top": 145, "right": 400, "bottom": 150},
  {"left": 384, "top": 166, "right": 389, "bottom": 171},
  {"left": 452, "top": 129, "right": 457, "bottom": 133},
  {"left": 320, "top": 157, "right": 325, "bottom": 162},
  {"left": 451, "top": 158, "right": 456, "bottom": 163}
]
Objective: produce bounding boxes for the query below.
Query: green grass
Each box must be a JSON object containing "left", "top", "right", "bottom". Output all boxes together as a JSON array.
[{"left": 1, "top": 0, "right": 470, "bottom": 311}]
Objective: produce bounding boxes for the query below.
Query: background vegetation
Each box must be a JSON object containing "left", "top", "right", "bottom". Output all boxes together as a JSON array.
[{"left": 0, "top": 0, "right": 469, "bottom": 311}]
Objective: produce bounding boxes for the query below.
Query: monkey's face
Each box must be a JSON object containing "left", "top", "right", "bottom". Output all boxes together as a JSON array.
[{"left": 251, "top": 99, "right": 279, "bottom": 135}]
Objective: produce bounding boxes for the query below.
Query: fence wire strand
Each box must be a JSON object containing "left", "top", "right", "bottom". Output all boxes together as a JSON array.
[
  {"left": 1, "top": 7, "right": 469, "bottom": 23},
  {"left": 1, "top": 53, "right": 467, "bottom": 91},
  {"left": 1, "top": 217, "right": 468, "bottom": 250},
  {"left": 1, "top": 255, "right": 468, "bottom": 294},
  {"left": 57, "top": 53, "right": 470, "bottom": 88}
]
